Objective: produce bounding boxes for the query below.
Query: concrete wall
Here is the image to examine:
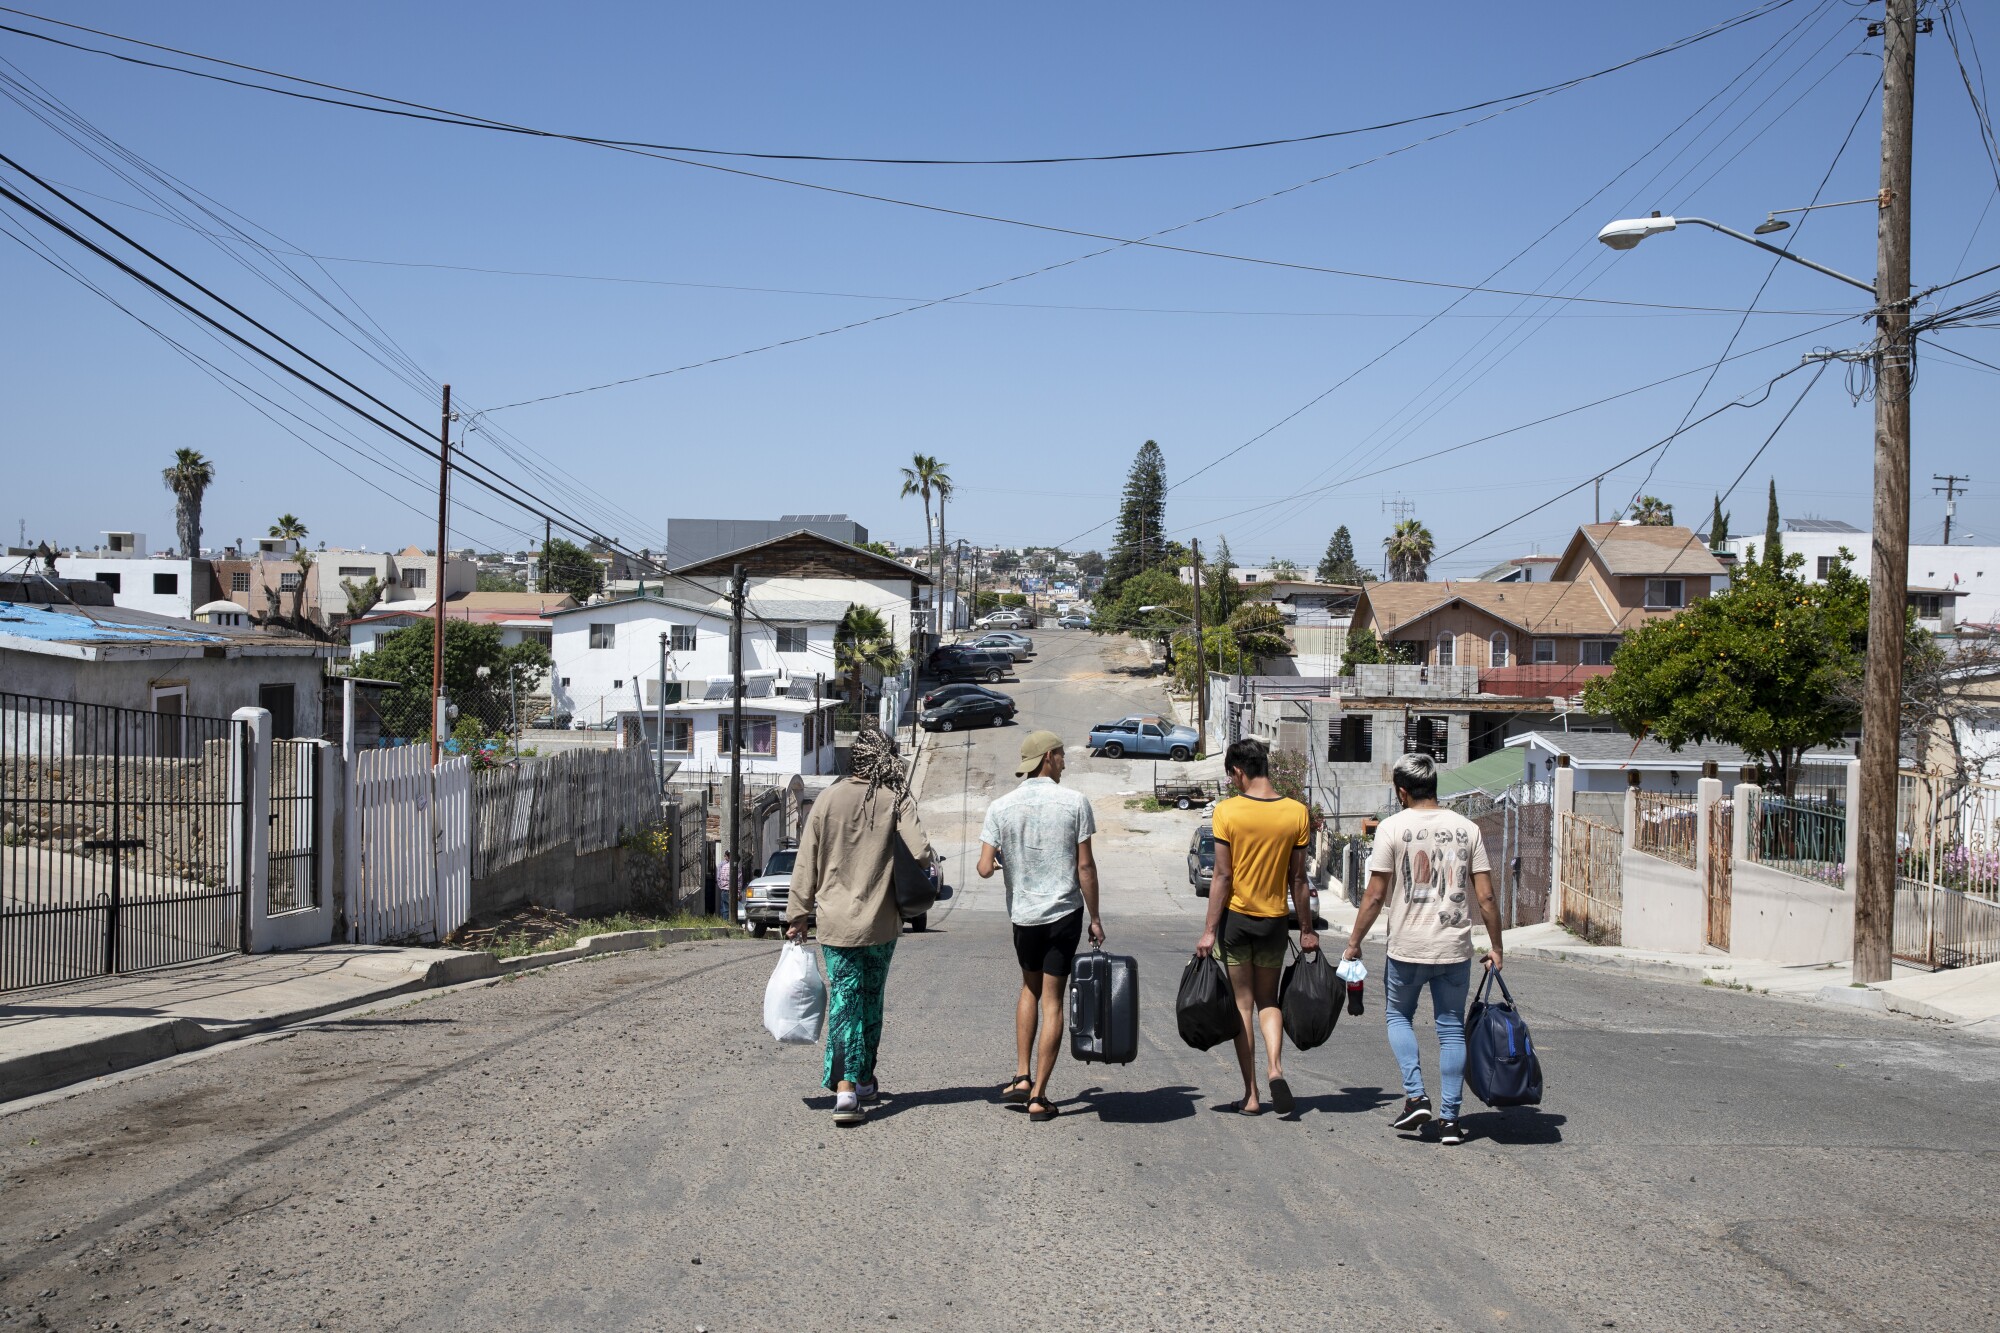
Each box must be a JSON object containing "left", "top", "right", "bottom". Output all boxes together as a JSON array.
[
  {"left": 1619, "top": 849, "right": 1706, "bottom": 953},
  {"left": 1728, "top": 861, "right": 1853, "bottom": 966},
  {"left": 0, "top": 650, "right": 327, "bottom": 736}
]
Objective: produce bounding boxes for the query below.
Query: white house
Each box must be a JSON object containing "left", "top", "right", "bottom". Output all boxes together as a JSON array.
[
  {"left": 656, "top": 679, "right": 839, "bottom": 777},
  {"left": 546, "top": 592, "right": 847, "bottom": 728},
  {"left": 1721, "top": 518, "right": 2000, "bottom": 627},
  {"left": 53, "top": 532, "right": 213, "bottom": 620},
  {"left": 665, "top": 528, "right": 934, "bottom": 660}
]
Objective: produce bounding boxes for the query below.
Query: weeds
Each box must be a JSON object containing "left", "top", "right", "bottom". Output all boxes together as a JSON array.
[{"left": 452, "top": 906, "right": 731, "bottom": 959}]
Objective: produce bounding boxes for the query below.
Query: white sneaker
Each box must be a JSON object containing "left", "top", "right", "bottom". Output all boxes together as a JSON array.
[{"left": 833, "top": 1090, "right": 864, "bottom": 1126}]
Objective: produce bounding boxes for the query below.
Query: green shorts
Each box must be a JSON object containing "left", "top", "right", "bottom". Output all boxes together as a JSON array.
[{"left": 1220, "top": 910, "right": 1289, "bottom": 970}]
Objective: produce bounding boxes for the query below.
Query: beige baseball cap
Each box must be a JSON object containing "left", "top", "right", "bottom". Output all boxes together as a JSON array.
[{"left": 1014, "top": 729, "right": 1065, "bottom": 777}]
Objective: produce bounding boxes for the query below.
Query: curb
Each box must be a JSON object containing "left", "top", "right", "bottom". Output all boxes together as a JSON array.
[
  {"left": 492, "top": 926, "right": 743, "bottom": 973},
  {"left": 1504, "top": 942, "right": 1732, "bottom": 986}
]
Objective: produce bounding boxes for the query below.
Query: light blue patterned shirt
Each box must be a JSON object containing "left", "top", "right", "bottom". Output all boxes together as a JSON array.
[{"left": 980, "top": 777, "right": 1097, "bottom": 927}]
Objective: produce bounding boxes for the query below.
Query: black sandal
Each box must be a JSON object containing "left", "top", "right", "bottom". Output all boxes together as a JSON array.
[
  {"left": 1268, "top": 1077, "right": 1295, "bottom": 1114},
  {"left": 1027, "top": 1095, "right": 1060, "bottom": 1122},
  {"left": 1001, "top": 1076, "right": 1033, "bottom": 1104}
]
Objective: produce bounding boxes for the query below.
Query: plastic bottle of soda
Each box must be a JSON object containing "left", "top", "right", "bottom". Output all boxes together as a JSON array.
[{"left": 1346, "top": 973, "right": 1365, "bottom": 1016}]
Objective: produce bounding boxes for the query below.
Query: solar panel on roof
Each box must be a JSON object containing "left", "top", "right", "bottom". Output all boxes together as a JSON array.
[{"left": 1782, "top": 518, "right": 1864, "bottom": 533}]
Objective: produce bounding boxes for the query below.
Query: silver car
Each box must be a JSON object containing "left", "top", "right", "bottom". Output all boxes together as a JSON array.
[{"left": 969, "top": 632, "right": 1033, "bottom": 661}]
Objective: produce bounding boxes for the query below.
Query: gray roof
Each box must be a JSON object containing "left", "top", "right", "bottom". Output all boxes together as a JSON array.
[
  {"left": 1507, "top": 730, "right": 1852, "bottom": 770},
  {"left": 1783, "top": 518, "right": 1865, "bottom": 533}
]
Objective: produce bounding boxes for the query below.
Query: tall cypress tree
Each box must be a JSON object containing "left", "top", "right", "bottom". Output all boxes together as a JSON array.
[
  {"left": 1762, "top": 479, "right": 1784, "bottom": 571},
  {"left": 1208, "top": 534, "right": 1240, "bottom": 620},
  {"left": 1104, "top": 440, "right": 1168, "bottom": 598},
  {"left": 1707, "top": 494, "right": 1731, "bottom": 551}
]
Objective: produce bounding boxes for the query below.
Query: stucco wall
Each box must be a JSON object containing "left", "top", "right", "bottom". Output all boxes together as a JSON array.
[
  {"left": 0, "top": 651, "right": 326, "bottom": 735},
  {"left": 1729, "top": 861, "right": 1853, "bottom": 966},
  {"left": 1620, "top": 849, "right": 1705, "bottom": 953}
]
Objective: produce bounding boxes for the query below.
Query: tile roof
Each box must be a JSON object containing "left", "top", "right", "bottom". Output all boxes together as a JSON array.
[
  {"left": 1561, "top": 523, "right": 1726, "bottom": 577},
  {"left": 1356, "top": 581, "right": 1618, "bottom": 636}
]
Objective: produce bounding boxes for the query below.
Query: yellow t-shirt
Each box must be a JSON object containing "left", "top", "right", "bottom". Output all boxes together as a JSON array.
[{"left": 1212, "top": 794, "right": 1311, "bottom": 919}]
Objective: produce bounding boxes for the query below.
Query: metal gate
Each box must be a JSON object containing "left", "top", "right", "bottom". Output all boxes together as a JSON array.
[
  {"left": 268, "top": 739, "right": 321, "bottom": 914},
  {"left": 1705, "top": 800, "right": 1733, "bottom": 951},
  {"left": 1473, "top": 801, "right": 1553, "bottom": 929},
  {"left": 2, "top": 692, "right": 245, "bottom": 991}
]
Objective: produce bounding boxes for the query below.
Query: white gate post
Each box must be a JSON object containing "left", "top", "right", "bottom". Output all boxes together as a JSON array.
[
  {"left": 1550, "top": 755, "right": 1574, "bottom": 924},
  {"left": 231, "top": 707, "right": 272, "bottom": 951},
  {"left": 1695, "top": 769, "right": 1723, "bottom": 884},
  {"left": 1733, "top": 779, "right": 1759, "bottom": 863},
  {"left": 342, "top": 677, "right": 360, "bottom": 943},
  {"left": 1843, "top": 757, "right": 1864, "bottom": 895}
]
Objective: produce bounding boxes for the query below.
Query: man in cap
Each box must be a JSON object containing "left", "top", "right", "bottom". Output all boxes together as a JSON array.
[{"left": 977, "top": 729, "right": 1103, "bottom": 1122}]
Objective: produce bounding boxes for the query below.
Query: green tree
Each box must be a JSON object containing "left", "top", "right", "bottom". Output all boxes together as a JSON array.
[
  {"left": 834, "top": 603, "right": 902, "bottom": 712},
  {"left": 161, "top": 448, "right": 213, "bottom": 557},
  {"left": 476, "top": 569, "right": 525, "bottom": 592},
  {"left": 1762, "top": 479, "right": 1784, "bottom": 571},
  {"left": 1706, "top": 495, "right": 1731, "bottom": 551},
  {"left": 540, "top": 537, "right": 603, "bottom": 601},
  {"left": 269, "top": 513, "right": 308, "bottom": 544},
  {"left": 354, "top": 618, "right": 551, "bottom": 739},
  {"left": 1171, "top": 604, "right": 1291, "bottom": 693},
  {"left": 1579, "top": 552, "right": 1867, "bottom": 797},
  {"left": 858, "top": 539, "right": 898, "bottom": 558},
  {"left": 1383, "top": 518, "right": 1435, "bottom": 582},
  {"left": 990, "top": 550, "right": 1020, "bottom": 575},
  {"left": 1340, "top": 625, "right": 1388, "bottom": 676},
  {"left": 1104, "top": 440, "right": 1168, "bottom": 598},
  {"left": 898, "top": 453, "right": 950, "bottom": 602},
  {"left": 1092, "top": 567, "right": 1190, "bottom": 640},
  {"left": 1317, "top": 525, "right": 1369, "bottom": 584},
  {"left": 1205, "top": 535, "right": 1242, "bottom": 622},
  {"left": 341, "top": 574, "right": 383, "bottom": 619},
  {"left": 1267, "top": 557, "right": 1301, "bottom": 580},
  {"left": 1630, "top": 495, "right": 1674, "bottom": 526},
  {"left": 1074, "top": 550, "right": 1106, "bottom": 579}
]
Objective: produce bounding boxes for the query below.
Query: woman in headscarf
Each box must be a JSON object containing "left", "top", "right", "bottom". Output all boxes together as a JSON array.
[{"left": 785, "top": 728, "right": 935, "bottom": 1126}]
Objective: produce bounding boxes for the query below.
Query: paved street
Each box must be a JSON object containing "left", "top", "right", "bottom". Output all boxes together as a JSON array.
[{"left": 3, "top": 633, "right": 1999, "bottom": 1331}]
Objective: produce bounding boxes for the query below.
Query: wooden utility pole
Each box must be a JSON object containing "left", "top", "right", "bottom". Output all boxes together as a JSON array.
[
  {"left": 429, "top": 383, "right": 452, "bottom": 766},
  {"left": 1855, "top": 0, "right": 1917, "bottom": 983},
  {"left": 726, "top": 563, "right": 746, "bottom": 929},
  {"left": 1191, "top": 537, "right": 1207, "bottom": 749},
  {"left": 1933, "top": 474, "right": 1970, "bottom": 545}
]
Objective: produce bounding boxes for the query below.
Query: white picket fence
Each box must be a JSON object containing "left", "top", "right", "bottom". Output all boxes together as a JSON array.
[{"left": 347, "top": 746, "right": 472, "bottom": 944}]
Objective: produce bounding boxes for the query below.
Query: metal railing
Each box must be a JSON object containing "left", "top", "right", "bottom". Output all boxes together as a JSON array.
[
  {"left": 1895, "top": 878, "right": 2000, "bottom": 970},
  {"left": 1897, "top": 772, "right": 2000, "bottom": 900},
  {"left": 1632, "top": 791, "right": 1699, "bottom": 868},
  {"left": 1748, "top": 793, "right": 1847, "bottom": 886},
  {"left": 1559, "top": 812, "right": 1623, "bottom": 945}
]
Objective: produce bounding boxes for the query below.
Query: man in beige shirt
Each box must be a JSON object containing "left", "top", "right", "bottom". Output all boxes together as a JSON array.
[{"left": 787, "top": 729, "right": 933, "bottom": 1125}]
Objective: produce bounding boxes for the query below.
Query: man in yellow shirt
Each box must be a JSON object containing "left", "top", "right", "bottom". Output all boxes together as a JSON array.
[{"left": 1197, "top": 737, "right": 1318, "bottom": 1115}]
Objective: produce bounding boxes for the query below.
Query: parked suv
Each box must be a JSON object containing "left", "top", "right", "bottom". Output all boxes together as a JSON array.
[
  {"left": 1188, "top": 824, "right": 1215, "bottom": 896},
  {"left": 932, "top": 648, "right": 1013, "bottom": 684},
  {"left": 740, "top": 846, "right": 797, "bottom": 938}
]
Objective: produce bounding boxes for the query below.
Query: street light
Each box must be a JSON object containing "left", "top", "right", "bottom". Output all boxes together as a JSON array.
[{"left": 1595, "top": 213, "right": 1876, "bottom": 292}]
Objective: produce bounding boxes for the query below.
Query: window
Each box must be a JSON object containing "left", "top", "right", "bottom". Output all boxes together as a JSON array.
[
  {"left": 258, "top": 683, "right": 297, "bottom": 740},
  {"left": 402, "top": 567, "right": 427, "bottom": 589},
  {"left": 646, "top": 679, "right": 683, "bottom": 706},
  {"left": 1435, "top": 633, "right": 1454, "bottom": 667},
  {"left": 231, "top": 571, "right": 250, "bottom": 593},
  {"left": 280, "top": 572, "right": 302, "bottom": 591},
  {"left": 1915, "top": 593, "right": 1944, "bottom": 618},
  {"left": 613, "top": 679, "right": 624, "bottom": 690},
  {"left": 661, "top": 718, "right": 692, "bottom": 753},
  {"left": 94, "top": 572, "right": 122, "bottom": 594},
  {"left": 1328, "top": 716, "right": 1373, "bottom": 763},
  {"left": 1581, "top": 639, "right": 1620, "bottom": 666},
  {"left": 1533, "top": 638, "right": 1556, "bottom": 665},
  {"left": 1404, "top": 714, "right": 1449, "bottom": 761},
  {"left": 560, "top": 676, "right": 571, "bottom": 687},
  {"left": 1644, "top": 578, "right": 1685, "bottom": 609},
  {"left": 720, "top": 713, "right": 777, "bottom": 756},
  {"left": 1490, "top": 632, "right": 1509, "bottom": 668},
  {"left": 338, "top": 565, "right": 373, "bottom": 579},
  {"left": 589, "top": 623, "right": 615, "bottom": 650},
  {"left": 774, "top": 626, "right": 808, "bottom": 653},
  {"left": 670, "top": 624, "right": 697, "bottom": 652},
  {"left": 1816, "top": 556, "right": 1840, "bottom": 580},
  {"left": 153, "top": 572, "right": 178, "bottom": 595}
]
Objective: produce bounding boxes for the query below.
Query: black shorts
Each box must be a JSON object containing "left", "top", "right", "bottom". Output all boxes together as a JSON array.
[{"left": 1013, "top": 908, "right": 1085, "bottom": 978}]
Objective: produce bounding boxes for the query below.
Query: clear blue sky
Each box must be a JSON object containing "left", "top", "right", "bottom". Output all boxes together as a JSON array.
[{"left": 5, "top": 0, "right": 1996, "bottom": 575}]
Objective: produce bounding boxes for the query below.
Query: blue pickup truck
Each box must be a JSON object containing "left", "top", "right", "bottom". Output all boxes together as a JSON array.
[{"left": 1087, "top": 715, "right": 1200, "bottom": 762}]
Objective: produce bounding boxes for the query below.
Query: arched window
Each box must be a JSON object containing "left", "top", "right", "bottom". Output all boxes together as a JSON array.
[
  {"left": 1491, "top": 632, "right": 1510, "bottom": 667},
  {"left": 1435, "top": 632, "right": 1455, "bottom": 667}
]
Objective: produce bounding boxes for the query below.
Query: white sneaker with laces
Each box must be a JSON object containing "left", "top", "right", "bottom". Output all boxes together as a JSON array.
[{"left": 833, "top": 1090, "right": 864, "bottom": 1125}]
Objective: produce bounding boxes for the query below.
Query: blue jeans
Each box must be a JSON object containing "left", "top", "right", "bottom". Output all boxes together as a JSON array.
[{"left": 1384, "top": 957, "right": 1472, "bottom": 1119}]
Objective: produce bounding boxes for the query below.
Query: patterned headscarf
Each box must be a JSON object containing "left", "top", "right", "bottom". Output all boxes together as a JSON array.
[{"left": 849, "top": 726, "right": 907, "bottom": 800}]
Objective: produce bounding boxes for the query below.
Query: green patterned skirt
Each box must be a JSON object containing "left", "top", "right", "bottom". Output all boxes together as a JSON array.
[{"left": 821, "top": 939, "right": 896, "bottom": 1090}]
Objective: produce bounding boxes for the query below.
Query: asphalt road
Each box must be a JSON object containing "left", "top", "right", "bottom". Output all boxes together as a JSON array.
[{"left": 3, "top": 633, "right": 1998, "bottom": 1331}]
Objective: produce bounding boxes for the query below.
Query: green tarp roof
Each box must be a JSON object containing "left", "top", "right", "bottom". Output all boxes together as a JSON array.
[{"left": 1437, "top": 748, "right": 1525, "bottom": 798}]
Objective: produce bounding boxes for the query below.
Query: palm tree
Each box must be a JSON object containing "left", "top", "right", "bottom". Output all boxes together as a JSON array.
[
  {"left": 161, "top": 448, "right": 213, "bottom": 557},
  {"left": 834, "top": 603, "right": 903, "bottom": 714},
  {"left": 899, "top": 454, "right": 951, "bottom": 636},
  {"left": 1629, "top": 495, "right": 1674, "bottom": 526},
  {"left": 1383, "top": 518, "right": 1435, "bottom": 582},
  {"left": 269, "top": 513, "right": 308, "bottom": 545}
]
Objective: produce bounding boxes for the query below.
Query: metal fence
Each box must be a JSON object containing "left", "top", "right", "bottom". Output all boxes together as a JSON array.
[
  {"left": 1897, "top": 773, "right": 2000, "bottom": 900},
  {"left": 2, "top": 692, "right": 245, "bottom": 991},
  {"left": 1472, "top": 801, "right": 1552, "bottom": 928},
  {"left": 1559, "top": 812, "right": 1623, "bottom": 945},
  {"left": 1632, "top": 791, "right": 1699, "bottom": 869},
  {"left": 1748, "top": 794, "right": 1847, "bottom": 886},
  {"left": 1895, "top": 878, "right": 2000, "bottom": 970},
  {"left": 268, "top": 739, "right": 320, "bottom": 914}
]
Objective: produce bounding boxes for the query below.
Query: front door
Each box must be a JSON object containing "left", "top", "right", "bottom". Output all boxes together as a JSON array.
[{"left": 258, "top": 683, "right": 297, "bottom": 739}]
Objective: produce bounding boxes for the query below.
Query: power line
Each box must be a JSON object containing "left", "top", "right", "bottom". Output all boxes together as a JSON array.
[{"left": 0, "top": 0, "right": 1801, "bottom": 165}]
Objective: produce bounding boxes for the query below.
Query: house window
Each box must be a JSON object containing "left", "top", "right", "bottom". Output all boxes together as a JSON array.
[
  {"left": 1914, "top": 593, "right": 1944, "bottom": 618},
  {"left": 1581, "top": 639, "right": 1620, "bottom": 666},
  {"left": 1816, "top": 556, "right": 1840, "bottom": 580},
  {"left": 153, "top": 572, "right": 178, "bottom": 595},
  {"left": 560, "top": 676, "right": 571, "bottom": 687},
  {"left": 1435, "top": 633, "right": 1454, "bottom": 667},
  {"left": 1533, "top": 638, "right": 1556, "bottom": 665},
  {"left": 279, "top": 572, "right": 302, "bottom": 591},
  {"left": 613, "top": 679, "right": 624, "bottom": 690},
  {"left": 1404, "top": 715, "right": 1449, "bottom": 761},
  {"left": 402, "top": 567, "right": 427, "bottom": 589},
  {"left": 720, "top": 713, "right": 777, "bottom": 756},
  {"left": 1644, "top": 578, "right": 1685, "bottom": 609},
  {"left": 1328, "top": 716, "right": 1373, "bottom": 763},
  {"left": 661, "top": 718, "right": 692, "bottom": 753},
  {"left": 1490, "top": 632, "right": 1509, "bottom": 668},
  {"left": 670, "top": 624, "right": 697, "bottom": 652},
  {"left": 775, "top": 626, "right": 808, "bottom": 653},
  {"left": 338, "top": 565, "right": 373, "bottom": 579},
  {"left": 95, "top": 572, "right": 122, "bottom": 594},
  {"left": 589, "top": 623, "right": 615, "bottom": 650},
  {"left": 231, "top": 571, "right": 250, "bottom": 593}
]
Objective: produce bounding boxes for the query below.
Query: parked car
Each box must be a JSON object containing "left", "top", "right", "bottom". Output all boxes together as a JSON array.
[
  {"left": 977, "top": 609, "right": 1032, "bottom": 629},
  {"left": 1056, "top": 614, "right": 1090, "bottom": 629},
  {"left": 1188, "top": 824, "right": 1215, "bottom": 896},
  {"left": 933, "top": 648, "right": 1013, "bottom": 684},
  {"left": 922, "top": 682, "right": 1011, "bottom": 710},
  {"left": 528, "top": 710, "right": 572, "bottom": 730},
  {"left": 977, "top": 630, "right": 1034, "bottom": 653},
  {"left": 1087, "top": 714, "right": 1199, "bottom": 761},
  {"left": 921, "top": 692, "right": 1016, "bottom": 731},
  {"left": 740, "top": 846, "right": 798, "bottom": 938},
  {"left": 969, "top": 633, "right": 1033, "bottom": 661}
]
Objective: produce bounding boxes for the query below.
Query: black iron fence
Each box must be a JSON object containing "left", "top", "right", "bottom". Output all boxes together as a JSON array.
[
  {"left": 268, "top": 739, "right": 321, "bottom": 914},
  {"left": 2, "top": 692, "right": 245, "bottom": 991}
]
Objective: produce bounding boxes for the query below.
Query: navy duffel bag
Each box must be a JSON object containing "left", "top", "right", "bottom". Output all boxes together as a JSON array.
[{"left": 1463, "top": 966, "right": 1543, "bottom": 1107}]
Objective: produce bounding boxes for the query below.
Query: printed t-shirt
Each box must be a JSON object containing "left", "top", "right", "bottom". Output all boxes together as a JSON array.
[
  {"left": 1211, "top": 794, "right": 1311, "bottom": 919},
  {"left": 1365, "top": 806, "right": 1492, "bottom": 963},
  {"left": 980, "top": 777, "right": 1096, "bottom": 927}
]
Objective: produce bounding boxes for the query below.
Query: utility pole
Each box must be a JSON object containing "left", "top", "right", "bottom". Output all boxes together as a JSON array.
[
  {"left": 1191, "top": 537, "right": 1207, "bottom": 749},
  {"left": 1594, "top": 477, "right": 1602, "bottom": 525},
  {"left": 541, "top": 517, "right": 551, "bottom": 593},
  {"left": 726, "top": 563, "right": 746, "bottom": 930},
  {"left": 657, "top": 631, "right": 669, "bottom": 794},
  {"left": 429, "top": 383, "right": 452, "bottom": 766},
  {"left": 1855, "top": 0, "right": 1917, "bottom": 984},
  {"left": 1933, "top": 474, "right": 1970, "bottom": 545}
]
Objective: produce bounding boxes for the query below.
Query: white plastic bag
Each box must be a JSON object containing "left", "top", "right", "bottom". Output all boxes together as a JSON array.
[
  {"left": 763, "top": 942, "right": 827, "bottom": 1044},
  {"left": 1336, "top": 957, "right": 1368, "bottom": 984}
]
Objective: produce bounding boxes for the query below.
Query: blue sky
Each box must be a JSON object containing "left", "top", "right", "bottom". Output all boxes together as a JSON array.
[{"left": 4, "top": 0, "right": 1997, "bottom": 575}]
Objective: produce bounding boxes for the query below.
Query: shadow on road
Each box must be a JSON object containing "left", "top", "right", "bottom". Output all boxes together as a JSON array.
[
  {"left": 1072, "top": 1083, "right": 1202, "bottom": 1123},
  {"left": 1285, "top": 1085, "right": 1397, "bottom": 1121},
  {"left": 1468, "top": 1108, "right": 1566, "bottom": 1144},
  {"left": 798, "top": 1084, "right": 996, "bottom": 1120}
]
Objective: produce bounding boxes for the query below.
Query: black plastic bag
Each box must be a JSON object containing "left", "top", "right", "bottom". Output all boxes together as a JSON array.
[
  {"left": 1464, "top": 967, "right": 1543, "bottom": 1107},
  {"left": 1278, "top": 944, "right": 1339, "bottom": 1051},
  {"left": 1176, "top": 952, "right": 1241, "bottom": 1051}
]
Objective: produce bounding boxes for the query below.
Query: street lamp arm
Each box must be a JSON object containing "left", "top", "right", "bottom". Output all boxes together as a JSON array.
[{"left": 1671, "top": 217, "right": 1877, "bottom": 294}]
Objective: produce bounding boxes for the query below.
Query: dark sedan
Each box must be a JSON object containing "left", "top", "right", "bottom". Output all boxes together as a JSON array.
[
  {"left": 922, "top": 682, "right": 1012, "bottom": 711},
  {"left": 920, "top": 693, "right": 1016, "bottom": 731}
]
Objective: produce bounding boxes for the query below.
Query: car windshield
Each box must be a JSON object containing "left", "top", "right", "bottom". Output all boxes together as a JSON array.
[
  {"left": 1198, "top": 836, "right": 1214, "bottom": 860},
  {"left": 763, "top": 850, "right": 796, "bottom": 876}
]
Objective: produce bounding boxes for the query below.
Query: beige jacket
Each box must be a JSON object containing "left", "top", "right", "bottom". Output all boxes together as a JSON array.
[{"left": 787, "top": 779, "right": 933, "bottom": 948}]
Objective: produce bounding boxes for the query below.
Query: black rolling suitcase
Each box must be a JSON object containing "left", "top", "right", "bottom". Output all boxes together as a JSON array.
[{"left": 1070, "top": 947, "right": 1139, "bottom": 1064}]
